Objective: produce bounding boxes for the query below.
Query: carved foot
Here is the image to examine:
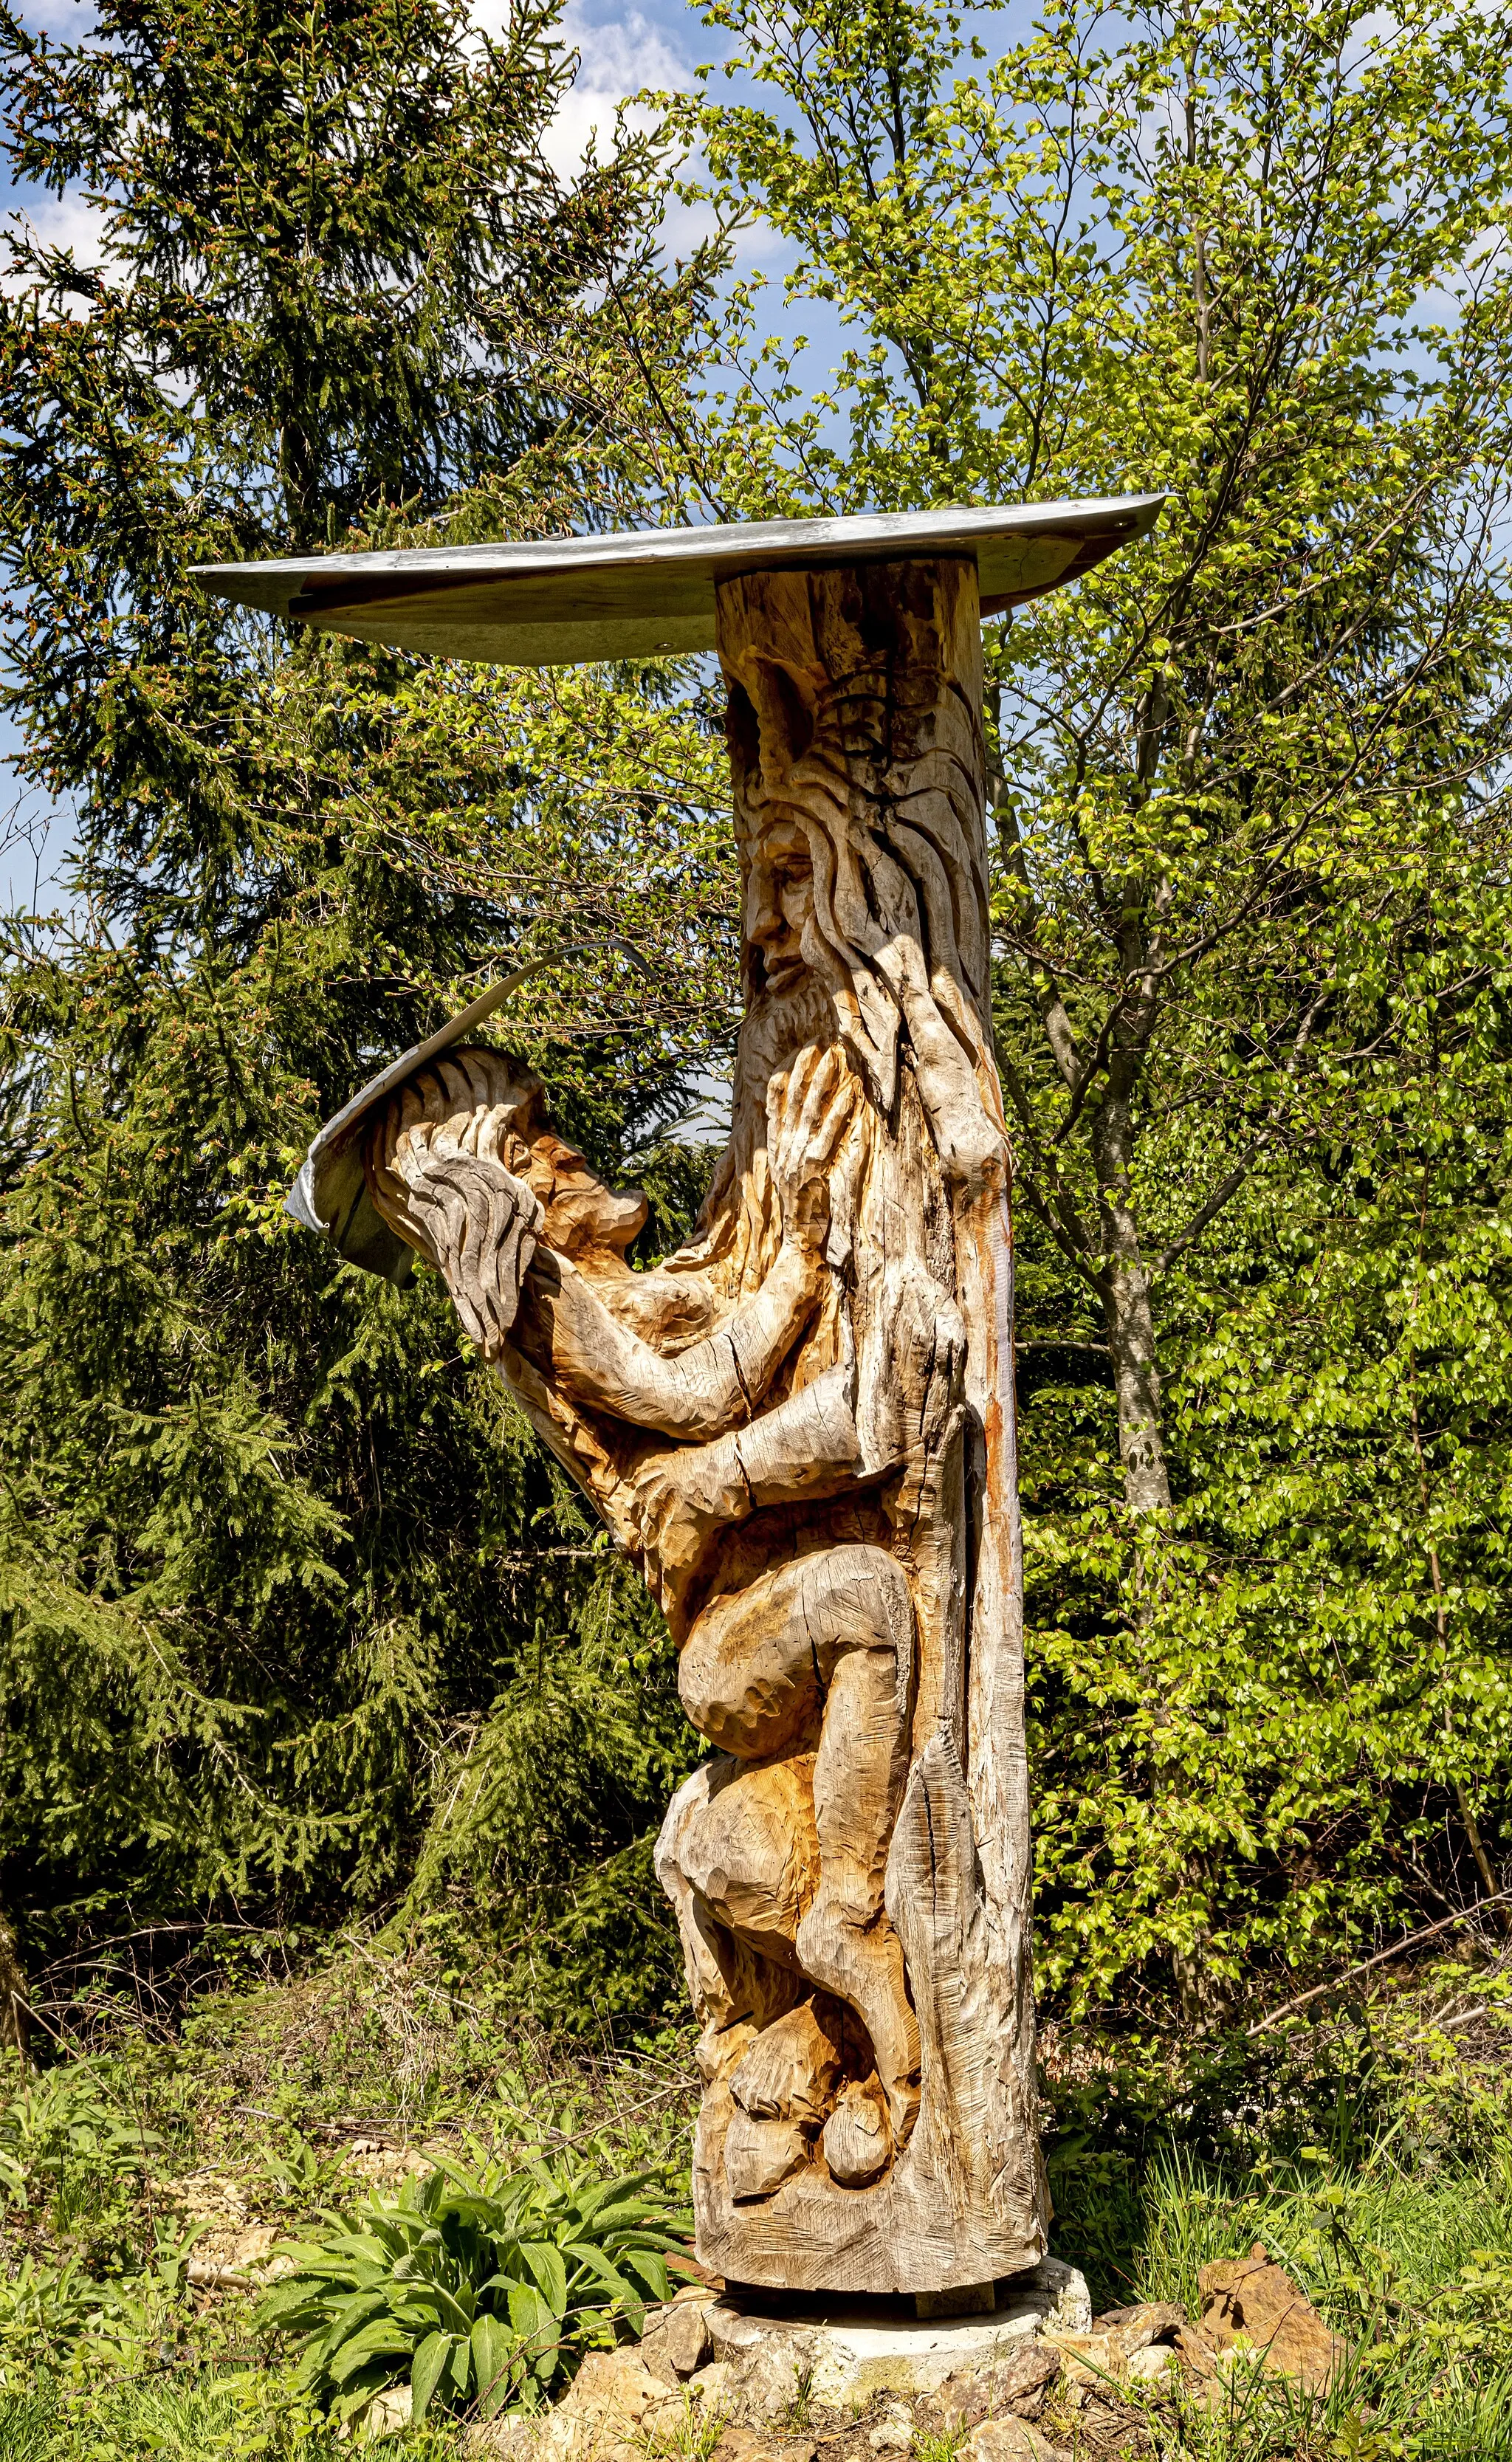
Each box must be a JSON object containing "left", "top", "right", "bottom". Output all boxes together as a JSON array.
[
  {"left": 728, "top": 1998, "right": 842, "bottom": 2125},
  {"left": 822, "top": 2077, "right": 891, "bottom": 2185},
  {"left": 795, "top": 1905, "right": 921, "bottom": 2145}
]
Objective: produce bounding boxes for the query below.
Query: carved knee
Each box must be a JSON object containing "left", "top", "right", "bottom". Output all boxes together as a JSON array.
[
  {"left": 674, "top": 1755, "right": 819, "bottom": 1960},
  {"left": 678, "top": 1581, "right": 822, "bottom": 1758},
  {"left": 802, "top": 1543, "right": 914, "bottom": 1684}
]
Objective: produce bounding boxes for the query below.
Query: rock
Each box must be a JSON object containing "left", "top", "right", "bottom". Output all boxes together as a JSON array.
[
  {"left": 460, "top": 2422, "right": 540, "bottom": 2461},
  {"left": 868, "top": 2404, "right": 915, "bottom": 2451},
  {"left": 1125, "top": 2343, "right": 1178, "bottom": 2384},
  {"left": 923, "top": 2373, "right": 984, "bottom": 2433},
  {"left": 358, "top": 2383, "right": 413, "bottom": 2443},
  {"left": 994, "top": 2342, "right": 1062, "bottom": 2418},
  {"left": 1036, "top": 2261, "right": 1093, "bottom": 2337},
  {"left": 716, "top": 2432, "right": 818, "bottom": 2462},
  {"left": 698, "top": 2261, "right": 1089, "bottom": 2415},
  {"left": 712, "top": 2333, "right": 817, "bottom": 2425},
  {"left": 341, "top": 2138, "right": 436, "bottom": 2188},
  {"left": 925, "top": 2340, "right": 1062, "bottom": 2433},
  {"left": 185, "top": 2223, "right": 284, "bottom": 2290},
  {"left": 914, "top": 2286, "right": 995, "bottom": 2321},
  {"left": 555, "top": 2347, "right": 692, "bottom": 2451},
  {"left": 1092, "top": 2302, "right": 1183, "bottom": 2353},
  {"left": 1195, "top": 2244, "right": 1342, "bottom": 2394},
  {"left": 822, "top": 2080, "right": 891, "bottom": 2187},
  {"left": 173, "top": 2169, "right": 251, "bottom": 2227},
  {"left": 687, "top": 2361, "right": 741, "bottom": 2414},
  {"left": 1039, "top": 2329, "right": 1121, "bottom": 2395},
  {"left": 1174, "top": 2323, "right": 1220, "bottom": 2376},
  {"left": 642, "top": 2300, "right": 714, "bottom": 2385},
  {"left": 964, "top": 2420, "right": 1070, "bottom": 2462}
]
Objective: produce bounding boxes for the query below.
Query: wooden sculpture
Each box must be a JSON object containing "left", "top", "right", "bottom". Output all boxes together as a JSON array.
[
  {"left": 202, "top": 495, "right": 1164, "bottom": 2297},
  {"left": 360, "top": 560, "right": 1042, "bottom": 2294}
]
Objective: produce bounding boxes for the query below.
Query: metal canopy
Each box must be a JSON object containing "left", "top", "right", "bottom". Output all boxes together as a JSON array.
[{"left": 192, "top": 494, "right": 1164, "bottom": 667}]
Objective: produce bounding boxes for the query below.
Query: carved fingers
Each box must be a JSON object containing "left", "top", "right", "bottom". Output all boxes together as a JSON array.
[{"left": 394, "top": 1127, "right": 544, "bottom": 1356}]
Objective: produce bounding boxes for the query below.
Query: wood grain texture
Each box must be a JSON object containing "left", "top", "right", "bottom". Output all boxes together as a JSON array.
[{"left": 362, "top": 556, "right": 1045, "bottom": 2291}]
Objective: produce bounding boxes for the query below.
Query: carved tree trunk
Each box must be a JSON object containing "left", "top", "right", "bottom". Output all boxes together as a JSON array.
[
  {"left": 681, "top": 557, "right": 1043, "bottom": 2290},
  {"left": 362, "top": 554, "right": 1046, "bottom": 2296}
]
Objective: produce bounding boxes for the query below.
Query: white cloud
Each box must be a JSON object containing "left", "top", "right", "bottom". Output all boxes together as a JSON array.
[
  {"left": 10, "top": 189, "right": 109, "bottom": 261},
  {"left": 536, "top": 3, "right": 695, "bottom": 177},
  {"left": 9, "top": 0, "right": 98, "bottom": 32},
  {"left": 1, "top": 187, "right": 112, "bottom": 304}
]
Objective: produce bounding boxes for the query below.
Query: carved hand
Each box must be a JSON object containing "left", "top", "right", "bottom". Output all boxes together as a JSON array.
[{"left": 394, "top": 1127, "right": 545, "bottom": 1357}]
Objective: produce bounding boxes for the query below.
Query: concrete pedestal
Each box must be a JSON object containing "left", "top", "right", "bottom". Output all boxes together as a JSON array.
[{"left": 695, "top": 2260, "right": 1092, "bottom": 2410}]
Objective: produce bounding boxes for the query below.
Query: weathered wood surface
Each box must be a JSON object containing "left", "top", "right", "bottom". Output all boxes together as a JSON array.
[{"left": 362, "top": 557, "right": 1046, "bottom": 2292}]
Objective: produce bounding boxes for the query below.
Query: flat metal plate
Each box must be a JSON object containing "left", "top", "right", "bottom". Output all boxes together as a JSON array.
[{"left": 192, "top": 495, "right": 1163, "bottom": 665}]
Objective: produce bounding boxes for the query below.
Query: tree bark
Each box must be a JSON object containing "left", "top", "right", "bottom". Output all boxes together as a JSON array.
[
  {"left": 1090, "top": 1090, "right": 1172, "bottom": 1513},
  {"left": 0, "top": 1908, "right": 30, "bottom": 2063}
]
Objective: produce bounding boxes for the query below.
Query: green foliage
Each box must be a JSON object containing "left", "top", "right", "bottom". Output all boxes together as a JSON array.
[
  {"left": 258, "top": 2157, "right": 693, "bottom": 2426},
  {"left": 0, "top": 2057, "right": 157, "bottom": 2211},
  {"left": 9, "top": 0, "right": 1512, "bottom": 2040},
  {"left": 1125, "top": 2145, "right": 1512, "bottom": 2458},
  {"left": 0, "top": 1959, "right": 698, "bottom": 2454},
  {"left": 0, "top": 0, "right": 731, "bottom": 1998}
]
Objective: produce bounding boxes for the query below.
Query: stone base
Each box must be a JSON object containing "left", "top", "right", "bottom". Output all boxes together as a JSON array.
[{"left": 695, "top": 2260, "right": 1091, "bottom": 2412}]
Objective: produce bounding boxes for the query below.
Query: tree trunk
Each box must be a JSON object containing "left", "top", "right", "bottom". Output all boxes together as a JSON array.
[
  {"left": 1090, "top": 1090, "right": 1172, "bottom": 1512},
  {"left": 0, "top": 1908, "right": 30, "bottom": 2063},
  {"left": 362, "top": 554, "right": 1048, "bottom": 2295}
]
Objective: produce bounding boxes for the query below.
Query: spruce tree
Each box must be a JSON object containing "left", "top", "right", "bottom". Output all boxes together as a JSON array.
[{"left": 0, "top": 0, "right": 734, "bottom": 2018}]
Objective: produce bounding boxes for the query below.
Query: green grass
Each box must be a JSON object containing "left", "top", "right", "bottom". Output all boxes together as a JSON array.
[
  {"left": 4, "top": 1943, "right": 1512, "bottom": 2458},
  {"left": 0, "top": 2370, "right": 479, "bottom": 2460},
  {"left": 1091, "top": 2131, "right": 1512, "bottom": 2457}
]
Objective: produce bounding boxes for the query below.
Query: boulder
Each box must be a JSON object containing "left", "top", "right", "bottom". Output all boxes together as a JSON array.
[
  {"left": 924, "top": 2343, "right": 1061, "bottom": 2430},
  {"left": 1091, "top": 2302, "right": 1184, "bottom": 2353},
  {"left": 641, "top": 2300, "right": 714, "bottom": 2384},
  {"left": 1190, "top": 2245, "right": 1342, "bottom": 2395}
]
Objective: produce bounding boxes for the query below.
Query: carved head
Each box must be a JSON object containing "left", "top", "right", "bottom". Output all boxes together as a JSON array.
[{"left": 363, "top": 1045, "right": 647, "bottom": 1273}]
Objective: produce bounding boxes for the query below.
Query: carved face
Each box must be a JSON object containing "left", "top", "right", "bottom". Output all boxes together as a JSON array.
[
  {"left": 744, "top": 820, "right": 815, "bottom": 995},
  {"left": 531, "top": 1135, "right": 647, "bottom": 1265},
  {"left": 364, "top": 1046, "right": 648, "bottom": 1275}
]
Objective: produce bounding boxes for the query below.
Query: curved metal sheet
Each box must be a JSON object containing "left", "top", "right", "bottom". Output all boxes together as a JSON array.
[{"left": 193, "top": 495, "right": 1164, "bottom": 666}]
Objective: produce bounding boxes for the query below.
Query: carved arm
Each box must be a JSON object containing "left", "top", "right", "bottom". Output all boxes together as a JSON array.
[{"left": 512, "top": 1234, "right": 823, "bottom": 1440}]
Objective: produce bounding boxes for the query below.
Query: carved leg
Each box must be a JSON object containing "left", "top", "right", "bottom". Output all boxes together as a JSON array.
[
  {"left": 799, "top": 1640, "right": 921, "bottom": 2145},
  {"left": 678, "top": 1545, "right": 919, "bottom": 2144}
]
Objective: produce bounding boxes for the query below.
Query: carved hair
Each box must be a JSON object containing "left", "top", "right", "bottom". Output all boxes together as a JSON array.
[{"left": 718, "top": 562, "right": 1006, "bottom": 1194}]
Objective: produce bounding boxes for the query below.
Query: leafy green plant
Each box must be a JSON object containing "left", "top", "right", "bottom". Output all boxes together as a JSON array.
[
  {"left": 0, "top": 2240, "right": 188, "bottom": 2387},
  {"left": 0, "top": 2060, "right": 159, "bottom": 2209},
  {"left": 0, "top": 2058, "right": 163, "bottom": 2266},
  {"left": 258, "top": 2156, "right": 693, "bottom": 2427}
]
